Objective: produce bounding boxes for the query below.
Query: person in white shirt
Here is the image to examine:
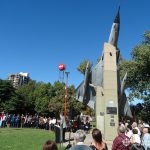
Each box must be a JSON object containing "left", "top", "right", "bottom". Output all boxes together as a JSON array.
[
  {"left": 1, "top": 112, "right": 6, "bottom": 127},
  {"left": 52, "top": 118, "right": 56, "bottom": 124},
  {"left": 130, "top": 128, "right": 141, "bottom": 144},
  {"left": 132, "top": 122, "right": 141, "bottom": 136},
  {"left": 125, "top": 124, "right": 133, "bottom": 139},
  {"left": 60, "top": 112, "right": 66, "bottom": 142},
  {"left": 50, "top": 117, "right": 56, "bottom": 130}
]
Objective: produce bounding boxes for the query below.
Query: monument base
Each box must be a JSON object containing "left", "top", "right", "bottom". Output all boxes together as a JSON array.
[{"left": 96, "top": 43, "right": 118, "bottom": 141}]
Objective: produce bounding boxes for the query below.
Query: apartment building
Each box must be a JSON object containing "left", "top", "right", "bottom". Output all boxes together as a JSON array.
[{"left": 8, "top": 72, "right": 29, "bottom": 88}]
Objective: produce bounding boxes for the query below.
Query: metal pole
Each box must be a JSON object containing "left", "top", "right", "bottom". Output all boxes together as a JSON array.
[{"left": 64, "top": 72, "right": 69, "bottom": 120}]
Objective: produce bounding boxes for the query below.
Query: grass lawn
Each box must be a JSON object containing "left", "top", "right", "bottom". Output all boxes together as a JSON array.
[{"left": 0, "top": 128, "right": 58, "bottom": 150}]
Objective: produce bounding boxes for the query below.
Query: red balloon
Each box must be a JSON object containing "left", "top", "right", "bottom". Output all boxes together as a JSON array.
[{"left": 58, "top": 64, "right": 66, "bottom": 71}]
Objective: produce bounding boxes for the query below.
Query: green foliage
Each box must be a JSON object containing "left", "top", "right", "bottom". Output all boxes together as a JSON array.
[
  {"left": 143, "top": 31, "right": 150, "bottom": 44},
  {"left": 0, "top": 79, "right": 15, "bottom": 111},
  {"left": 0, "top": 79, "right": 15, "bottom": 102},
  {"left": 48, "top": 81, "right": 65, "bottom": 113},
  {"left": 0, "top": 78, "right": 92, "bottom": 117},
  {"left": 34, "top": 82, "right": 52, "bottom": 114},
  {"left": 120, "top": 31, "right": 150, "bottom": 121},
  {"left": 15, "top": 80, "right": 37, "bottom": 113},
  {"left": 138, "top": 95, "right": 150, "bottom": 122},
  {"left": 77, "top": 60, "right": 92, "bottom": 75},
  {"left": 120, "top": 31, "right": 150, "bottom": 99}
]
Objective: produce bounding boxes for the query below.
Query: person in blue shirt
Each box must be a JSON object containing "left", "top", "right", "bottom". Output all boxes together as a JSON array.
[{"left": 142, "top": 127, "right": 150, "bottom": 150}]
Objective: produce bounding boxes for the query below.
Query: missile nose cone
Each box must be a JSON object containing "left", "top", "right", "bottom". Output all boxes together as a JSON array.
[
  {"left": 108, "top": 6, "right": 120, "bottom": 47},
  {"left": 114, "top": 6, "right": 120, "bottom": 23}
]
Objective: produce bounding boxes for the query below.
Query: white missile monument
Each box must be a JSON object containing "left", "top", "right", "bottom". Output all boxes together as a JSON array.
[{"left": 75, "top": 8, "right": 132, "bottom": 140}]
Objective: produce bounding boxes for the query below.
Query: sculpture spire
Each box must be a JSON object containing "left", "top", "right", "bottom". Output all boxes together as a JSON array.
[
  {"left": 108, "top": 7, "right": 120, "bottom": 47},
  {"left": 114, "top": 6, "right": 120, "bottom": 23}
]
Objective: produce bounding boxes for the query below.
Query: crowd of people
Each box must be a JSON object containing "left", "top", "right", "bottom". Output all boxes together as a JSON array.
[
  {"left": 42, "top": 128, "right": 107, "bottom": 150},
  {"left": 43, "top": 121, "right": 150, "bottom": 150},
  {"left": 111, "top": 121, "right": 149, "bottom": 150},
  {"left": 1, "top": 111, "right": 150, "bottom": 150},
  {"left": 0, "top": 112, "right": 58, "bottom": 130},
  {"left": 42, "top": 121, "right": 150, "bottom": 150},
  {"left": 0, "top": 112, "right": 92, "bottom": 133},
  {"left": 65, "top": 120, "right": 150, "bottom": 150}
]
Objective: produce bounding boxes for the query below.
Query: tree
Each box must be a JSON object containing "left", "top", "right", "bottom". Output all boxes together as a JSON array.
[
  {"left": 14, "top": 80, "right": 37, "bottom": 114},
  {"left": 48, "top": 81, "right": 65, "bottom": 113},
  {"left": 0, "top": 79, "right": 16, "bottom": 111},
  {"left": 34, "top": 82, "right": 53, "bottom": 114},
  {"left": 77, "top": 60, "right": 92, "bottom": 75},
  {"left": 120, "top": 31, "right": 150, "bottom": 98},
  {"left": 120, "top": 31, "right": 150, "bottom": 121}
]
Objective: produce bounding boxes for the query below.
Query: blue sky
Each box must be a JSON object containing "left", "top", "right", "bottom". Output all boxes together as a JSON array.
[{"left": 0, "top": 0, "right": 149, "bottom": 87}]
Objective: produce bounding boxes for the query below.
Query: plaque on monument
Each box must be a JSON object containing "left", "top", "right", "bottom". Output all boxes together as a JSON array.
[
  {"left": 100, "top": 112, "right": 104, "bottom": 116},
  {"left": 110, "top": 122, "right": 115, "bottom": 126},
  {"left": 110, "top": 115, "right": 114, "bottom": 118},
  {"left": 106, "top": 107, "right": 117, "bottom": 114},
  {"left": 110, "top": 119, "right": 114, "bottom": 122}
]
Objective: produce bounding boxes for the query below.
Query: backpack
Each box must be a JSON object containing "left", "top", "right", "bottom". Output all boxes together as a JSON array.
[{"left": 130, "top": 143, "right": 145, "bottom": 150}]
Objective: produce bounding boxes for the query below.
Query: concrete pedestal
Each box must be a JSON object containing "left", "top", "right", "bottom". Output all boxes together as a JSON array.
[{"left": 96, "top": 43, "right": 118, "bottom": 141}]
